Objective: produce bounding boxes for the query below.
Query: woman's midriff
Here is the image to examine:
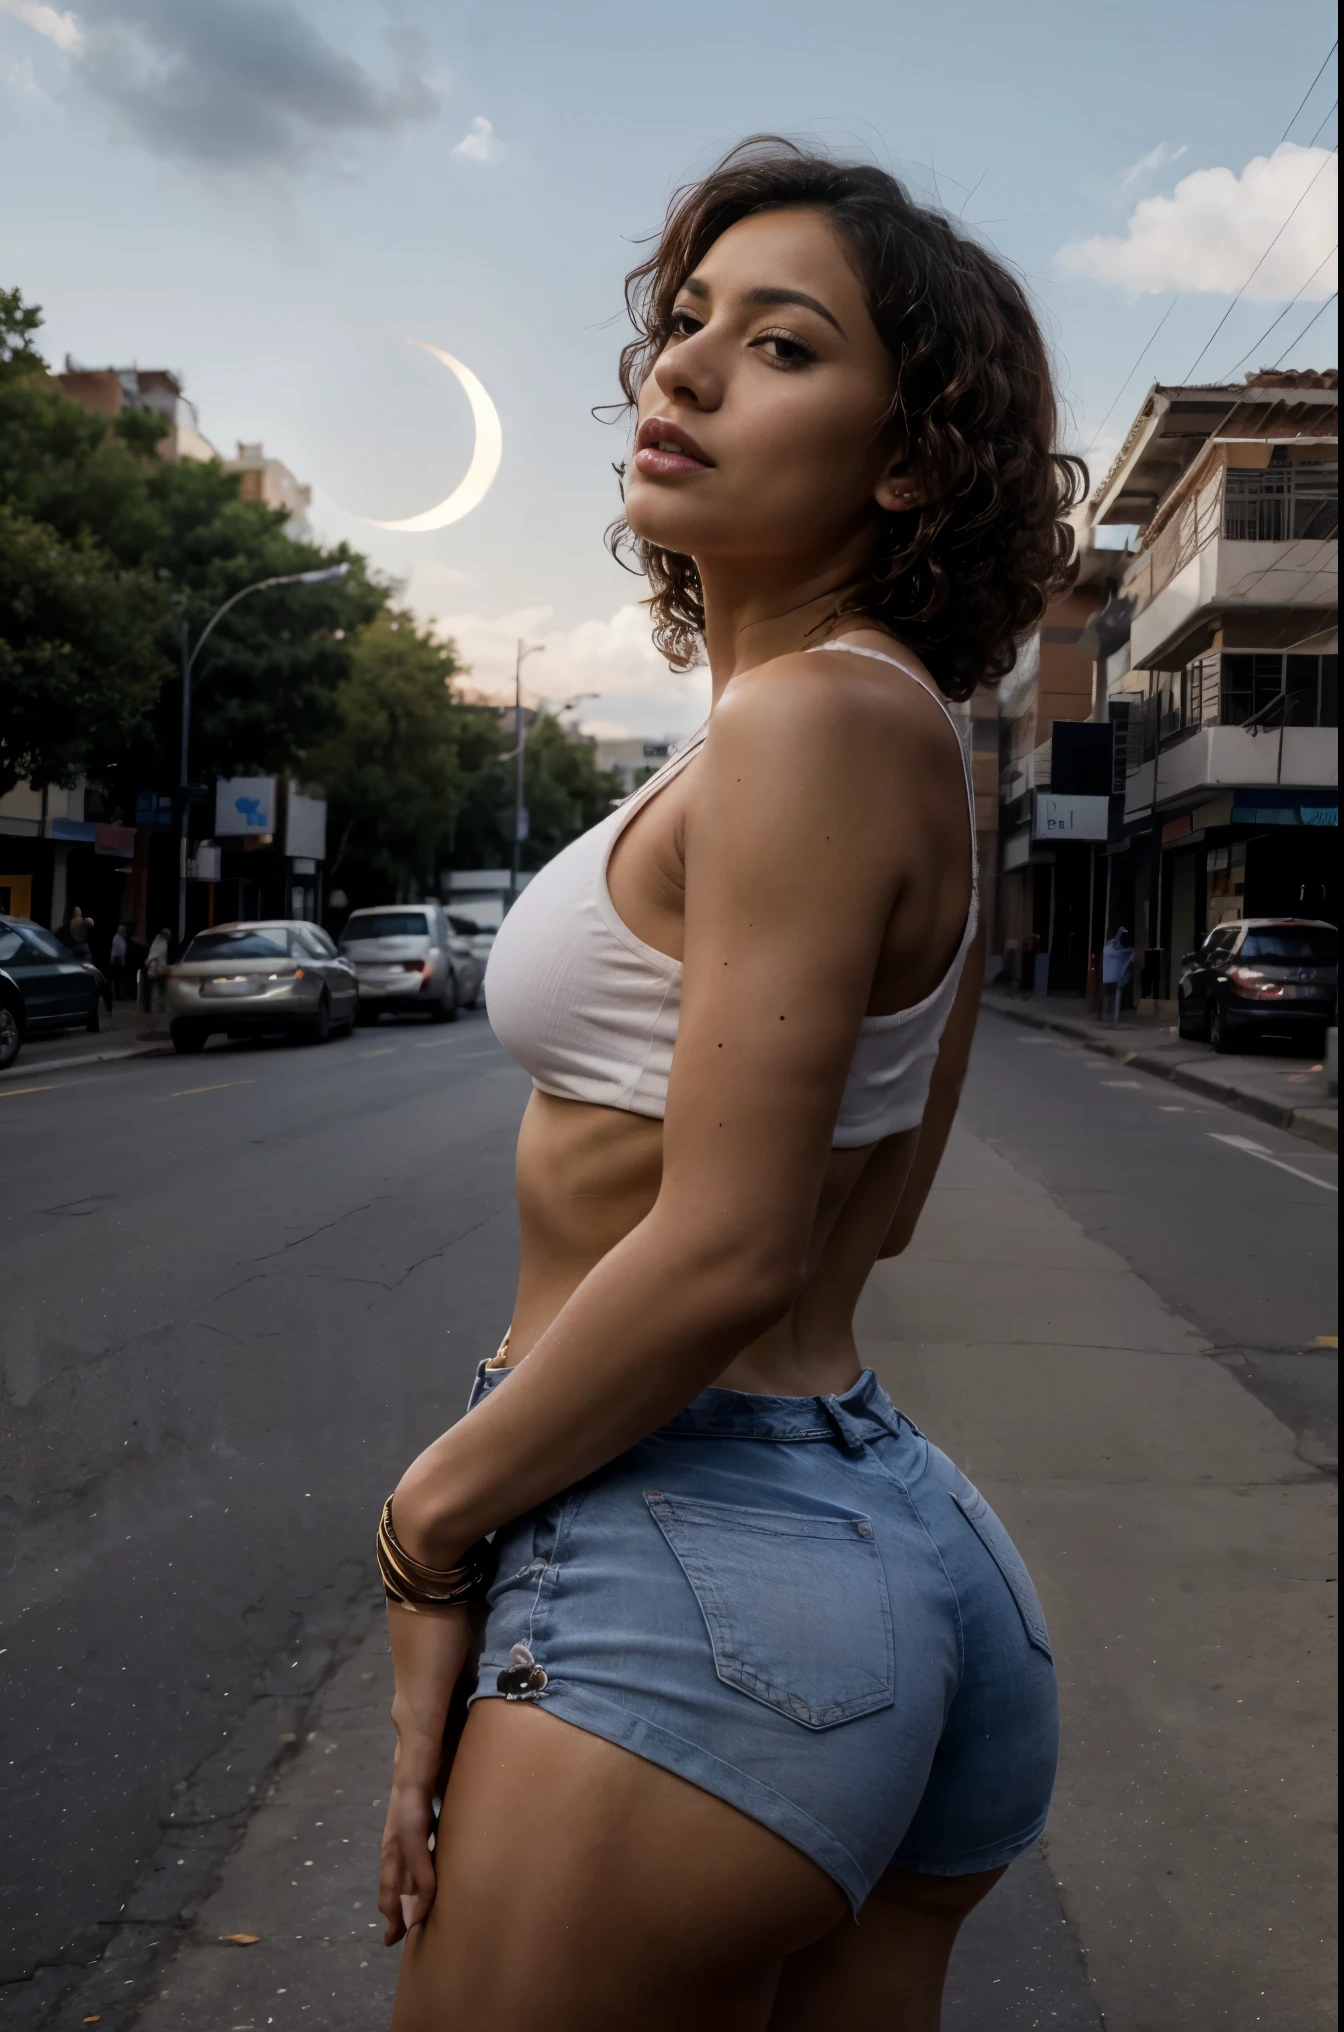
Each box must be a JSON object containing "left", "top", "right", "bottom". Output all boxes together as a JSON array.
[{"left": 505, "top": 1087, "right": 921, "bottom": 1397}]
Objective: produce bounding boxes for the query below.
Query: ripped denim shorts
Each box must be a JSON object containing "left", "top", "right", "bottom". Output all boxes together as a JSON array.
[{"left": 465, "top": 1363, "right": 1058, "bottom": 1913}]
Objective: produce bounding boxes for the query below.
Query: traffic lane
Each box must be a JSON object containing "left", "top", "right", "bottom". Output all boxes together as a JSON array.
[
  {"left": 0, "top": 1022, "right": 529, "bottom": 1989},
  {"left": 965, "top": 1013, "right": 1337, "bottom": 1465}
]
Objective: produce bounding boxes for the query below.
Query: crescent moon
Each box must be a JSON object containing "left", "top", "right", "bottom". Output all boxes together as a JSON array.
[{"left": 361, "top": 340, "right": 502, "bottom": 533}]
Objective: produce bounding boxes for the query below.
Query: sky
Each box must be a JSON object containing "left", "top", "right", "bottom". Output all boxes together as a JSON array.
[{"left": 2, "top": 0, "right": 1337, "bottom": 739}]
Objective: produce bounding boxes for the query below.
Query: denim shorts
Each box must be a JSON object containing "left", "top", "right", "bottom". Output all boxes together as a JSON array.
[{"left": 465, "top": 1364, "right": 1058, "bottom": 1912}]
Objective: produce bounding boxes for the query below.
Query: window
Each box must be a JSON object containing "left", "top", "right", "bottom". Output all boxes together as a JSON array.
[
  {"left": 1223, "top": 460, "right": 1339, "bottom": 542},
  {"left": 339, "top": 911, "right": 429, "bottom": 943},
  {"left": 184, "top": 929, "right": 290, "bottom": 960},
  {"left": 448, "top": 914, "right": 480, "bottom": 935},
  {"left": 20, "top": 925, "right": 66, "bottom": 959},
  {"left": 1240, "top": 927, "right": 1337, "bottom": 963},
  {"left": 294, "top": 926, "right": 330, "bottom": 959},
  {"left": 0, "top": 930, "right": 23, "bottom": 963},
  {"left": 1221, "top": 653, "right": 1335, "bottom": 729}
]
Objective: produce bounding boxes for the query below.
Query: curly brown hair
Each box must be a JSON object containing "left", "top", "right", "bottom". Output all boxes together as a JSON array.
[{"left": 608, "top": 137, "right": 1087, "bottom": 701}]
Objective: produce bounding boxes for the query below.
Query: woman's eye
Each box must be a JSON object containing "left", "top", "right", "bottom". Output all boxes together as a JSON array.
[
  {"left": 752, "top": 328, "right": 814, "bottom": 368},
  {"left": 667, "top": 308, "right": 702, "bottom": 339}
]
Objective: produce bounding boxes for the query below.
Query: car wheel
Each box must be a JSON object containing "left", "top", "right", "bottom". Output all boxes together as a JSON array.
[
  {"left": 0, "top": 1001, "right": 21, "bottom": 1070},
  {"left": 307, "top": 993, "right": 333, "bottom": 1044},
  {"left": 170, "top": 1021, "right": 207, "bottom": 1054},
  {"left": 430, "top": 975, "right": 459, "bottom": 1024},
  {"left": 1208, "top": 998, "right": 1240, "bottom": 1055}
]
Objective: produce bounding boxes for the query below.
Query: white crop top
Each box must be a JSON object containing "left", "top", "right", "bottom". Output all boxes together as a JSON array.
[{"left": 485, "top": 643, "right": 979, "bottom": 1148}]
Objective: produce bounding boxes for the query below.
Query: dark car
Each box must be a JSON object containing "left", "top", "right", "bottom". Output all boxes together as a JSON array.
[
  {"left": 1177, "top": 918, "right": 1338, "bottom": 1054},
  {"left": 0, "top": 915, "right": 103, "bottom": 1070}
]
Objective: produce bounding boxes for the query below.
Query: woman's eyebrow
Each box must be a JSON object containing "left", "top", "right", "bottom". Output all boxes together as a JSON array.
[{"left": 677, "top": 276, "right": 846, "bottom": 337}]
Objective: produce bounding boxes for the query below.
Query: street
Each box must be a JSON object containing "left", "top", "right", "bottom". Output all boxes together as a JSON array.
[{"left": 1, "top": 1008, "right": 1337, "bottom": 2030}]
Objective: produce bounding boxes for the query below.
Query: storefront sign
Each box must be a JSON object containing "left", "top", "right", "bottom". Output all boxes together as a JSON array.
[
  {"left": 284, "top": 785, "right": 327, "bottom": 862},
  {"left": 134, "top": 791, "right": 174, "bottom": 829},
  {"left": 1231, "top": 800, "right": 1339, "bottom": 827},
  {"left": 215, "top": 776, "right": 277, "bottom": 836},
  {"left": 94, "top": 824, "right": 136, "bottom": 857},
  {"left": 1161, "top": 813, "right": 1193, "bottom": 843},
  {"left": 1032, "top": 792, "right": 1109, "bottom": 841}
]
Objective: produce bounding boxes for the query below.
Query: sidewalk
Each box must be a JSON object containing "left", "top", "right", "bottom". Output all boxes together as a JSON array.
[
  {"left": 50, "top": 1117, "right": 1335, "bottom": 2030},
  {"left": 984, "top": 987, "right": 1338, "bottom": 1152},
  {"left": 0, "top": 1001, "right": 169, "bottom": 1082}
]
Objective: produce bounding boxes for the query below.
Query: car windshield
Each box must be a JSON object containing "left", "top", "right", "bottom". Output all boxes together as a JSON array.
[
  {"left": 1240, "top": 928, "right": 1338, "bottom": 963},
  {"left": 21, "top": 925, "right": 66, "bottom": 959},
  {"left": 340, "top": 913, "right": 428, "bottom": 943},
  {"left": 184, "top": 930, "right": 291, "bottom": 960}
]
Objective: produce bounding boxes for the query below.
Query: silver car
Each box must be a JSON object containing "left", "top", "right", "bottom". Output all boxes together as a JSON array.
[
  {"left": 165, "top": 920, "right": 358, "bottom": 1054},
  {"left": 339, "top": 903, "right": 483, "bottom": 1024}
]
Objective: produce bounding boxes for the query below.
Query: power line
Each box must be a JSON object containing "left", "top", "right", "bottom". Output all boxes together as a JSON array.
[
  {"left": 1089, "top": 299, "right": 1177, "bottom": 449},
  {"left": 1221, "top": 245, "right": 1338, "bottom": 375},
  {"left": 1268, "top": 290, "right": 1338, "bottom": 367},
  {"left": 1307, "top": 97, "right": 1339, "bottom": 147},
  {"left": 1183, "top": 146, "right": 1337, "bottom": 379},
  {"left": 1277, "top": 39, "right": 1337, "bottom": 144}
]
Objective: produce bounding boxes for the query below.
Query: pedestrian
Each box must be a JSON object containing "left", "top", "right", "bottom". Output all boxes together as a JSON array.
[
  {"left": 66, "top": 904, "right": 92, "bottom": 958},
  {"left": 379, "top": 139, "right": 1077, "bottom": 2029},
  {"left": 1102, "top": 926, "right": 1134, "bottom": 1025},
  {"left": 110, "top": 923, "right": 129, "bottom": 1000},
  {"left": 141, "top": 925, "right": 172, "bottom": 1014}
]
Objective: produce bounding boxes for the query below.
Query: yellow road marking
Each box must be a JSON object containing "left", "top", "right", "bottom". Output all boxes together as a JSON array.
[
  {"left": 1317, "top": 1335, "right": 1338, "bottom": 1348},
  {"left": 0, "top": 1084, "right": 60, "bottom": 1099},
  {"left": 169, "top": 1080, "right": 255, "bottom": 1097}
]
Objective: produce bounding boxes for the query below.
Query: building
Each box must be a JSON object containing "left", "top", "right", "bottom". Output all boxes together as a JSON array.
[
  {"left": 591, "top": 735, "right": 681, "bottom": 796},
  {"left": 56, "top": 362, "right": 219, "bottom": 464},
  {"left": 1092, "top": 370, "right": 1337, "bottom": 1002},
  {"left": 222, "top": 442, "right": 313, "bottom": 536},
  {"left": 994, "top": 535, "right": 1133, "bottom": 992}
]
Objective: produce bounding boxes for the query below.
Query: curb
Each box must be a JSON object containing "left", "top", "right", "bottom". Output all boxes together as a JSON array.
[
  {"left": 0, "top": 1040, "right": 172, "bottom": 1082},
  {"left": 983, "top": 997, "right": 1339, "bottom": 1154}
]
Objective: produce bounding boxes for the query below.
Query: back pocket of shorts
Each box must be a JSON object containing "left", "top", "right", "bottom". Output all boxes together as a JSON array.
[
  {"left": 952, "top": 1487, "right": 1052, "bottom": 1659},
  {"left": 645, "top": 1490, "right": 895, "bottom": 1729}
]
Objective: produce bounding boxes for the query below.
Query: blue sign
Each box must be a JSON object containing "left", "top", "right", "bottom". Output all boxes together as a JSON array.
[{"left": 134, "top": 791, "right": 174, "bottom": 828}]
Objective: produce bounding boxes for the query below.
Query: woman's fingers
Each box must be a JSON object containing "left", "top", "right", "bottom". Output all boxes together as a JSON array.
[{"left": 379, "top": 1783, "right": 439, "bottom": 1947}]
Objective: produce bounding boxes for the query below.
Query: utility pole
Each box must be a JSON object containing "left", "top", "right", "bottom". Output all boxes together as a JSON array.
[
  {"left": 509, "top": 639, "right": 545, "bottom": 909},
  {"left": 175, "top": 563, "right": 350, "bottom": 943}
]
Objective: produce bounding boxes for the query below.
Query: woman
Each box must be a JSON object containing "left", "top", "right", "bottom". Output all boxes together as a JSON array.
[{"left": 379, "top": 138, "right": 1083, "bottom": 2030}]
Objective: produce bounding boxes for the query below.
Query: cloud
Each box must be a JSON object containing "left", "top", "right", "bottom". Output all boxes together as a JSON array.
[
  {"left": 434, "top": 602, "right": 710, "bottom": 736},
  {"left": 1060, "top": 144, "right": 1337, "bottom": 298},
  {"left": 1120, "top": 141, "right": 1186, "bottom": 189},
  {"left": 452, "top": 114, "right": 505, "bottom": 164},
  {"left": 0, "top": 0, "right": 82, "bottom": 51},
  {"left": 10, "top": 0, "right": 442, "bottom": 172}
]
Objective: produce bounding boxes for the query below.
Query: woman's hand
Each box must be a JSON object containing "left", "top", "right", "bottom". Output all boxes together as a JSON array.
[{"left": 378, "top": 1601, "right": 476, "bottom": 1947}]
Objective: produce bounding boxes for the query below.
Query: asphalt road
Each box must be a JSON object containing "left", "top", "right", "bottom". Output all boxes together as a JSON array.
[
  {"left": 0, "top": 1011, "right": 531, "bottom": 2012},
  {"left": 1, "top": 1006, "right": 1336, "bottom": 2026}
]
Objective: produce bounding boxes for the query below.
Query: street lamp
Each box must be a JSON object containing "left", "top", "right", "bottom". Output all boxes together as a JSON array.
[
  {"left": 509, "top": 639, "right": 545, "bottom": 909},
  {"left": 176, "top": 563, "right": 350, "bottom": 939}
]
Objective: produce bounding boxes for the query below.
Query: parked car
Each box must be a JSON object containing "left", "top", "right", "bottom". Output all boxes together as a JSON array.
[
  {"left": 449, "top": 913, "right": 498, "bottom": 972},
  {"left": 0, "top": 915, "right": 103, "bottom": 1069},
  {"left": 338, "top": 904, "right": 483, "bottom": 1024},
  {"left": 165, "top": 921, "right": 358, "bottom": 1054},
  {"left": 1177, "top": 918, "right": 1338, "bottom": 1054}
]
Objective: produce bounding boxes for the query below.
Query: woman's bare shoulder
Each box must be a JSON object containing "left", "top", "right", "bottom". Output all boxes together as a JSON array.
[{"left": 707, "top": 646, "right": 965, "bottom": 793}]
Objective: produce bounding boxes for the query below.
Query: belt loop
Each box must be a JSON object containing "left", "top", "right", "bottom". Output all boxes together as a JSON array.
[{"left": 820, "top": 1396, "right": 872, "bottom": 1452}]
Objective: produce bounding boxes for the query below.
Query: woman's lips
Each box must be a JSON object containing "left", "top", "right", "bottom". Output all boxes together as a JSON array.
[{"left": 633, "top": 417, "right": 714, "bottom": 478}]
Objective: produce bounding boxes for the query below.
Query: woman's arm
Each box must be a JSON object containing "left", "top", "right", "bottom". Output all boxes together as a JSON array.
[
  {"left": 877, "top": 925, "right": 984, "bottom": 1257},
  {"left": 391, "top": 662, "right": 961, "bottom": 1569}
]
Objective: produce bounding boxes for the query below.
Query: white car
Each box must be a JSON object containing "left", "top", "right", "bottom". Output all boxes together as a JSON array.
[{"left": 338, "top": 904, "right": 483, "bottom": 1024}]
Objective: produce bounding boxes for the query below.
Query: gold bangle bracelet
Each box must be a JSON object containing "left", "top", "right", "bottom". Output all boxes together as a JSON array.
[{"left": 376, "top": 1497, "right": 494, "bottom": 1612}]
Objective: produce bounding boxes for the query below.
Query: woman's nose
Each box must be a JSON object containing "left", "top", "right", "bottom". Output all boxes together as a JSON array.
[{"left": 649, "top": 330, "right": 722, "bottom": 412}]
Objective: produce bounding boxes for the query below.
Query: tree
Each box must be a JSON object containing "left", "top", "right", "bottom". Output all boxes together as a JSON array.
[
  {"left": 0, "top": 287, "right": 385, "bottom": 804},
  {"left": 0, "top": 506, "right": 167, "bottom": 798},
  {"left": 307, "top": 611, "right": 483, "bottom": 900},
  {"left": 517, "top": 714, "right": 624, "bottom": 869}
]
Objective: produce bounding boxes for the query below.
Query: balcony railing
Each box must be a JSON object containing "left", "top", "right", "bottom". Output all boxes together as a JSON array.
[{"left": 1127, "top": 460, "right": 1339, "bottom": 608}]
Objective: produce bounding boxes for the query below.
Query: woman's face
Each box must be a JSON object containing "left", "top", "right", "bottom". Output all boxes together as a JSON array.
[{"left": 624, "top": 207, "right": 907, "bottom": 568}]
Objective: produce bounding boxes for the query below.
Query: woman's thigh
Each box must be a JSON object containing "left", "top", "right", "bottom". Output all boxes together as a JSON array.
[
  {"left": 391, "top": 1699, "right": 849, "bottom": 2032},
  {"left": 768, "top": 1865, "right": 1007, "bottom": 2032}
]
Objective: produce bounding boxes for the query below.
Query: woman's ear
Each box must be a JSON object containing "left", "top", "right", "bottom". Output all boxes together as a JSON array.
[{"left": 874, "top": 460, "right": 925, "bottom": 514}]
